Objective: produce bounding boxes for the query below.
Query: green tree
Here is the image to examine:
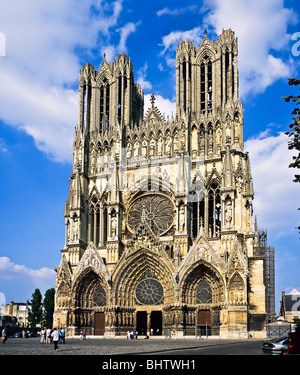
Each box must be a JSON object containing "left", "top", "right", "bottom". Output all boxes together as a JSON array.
[
  {"left": 282, "top": 78, "right": 300, "bottom": 233},
  {"left": 28, "top": 288, "right": 43, "bottom": 327},
  {"left": 43, "top": 288, "right": 55, "bottom": 328}
]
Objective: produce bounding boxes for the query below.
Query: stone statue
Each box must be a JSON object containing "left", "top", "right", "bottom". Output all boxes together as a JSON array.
[
  {"left": 127, "top": 143, "right": 132, "bottom": 159},
  {"left": 216, "top": 127, "right": 222, "bottom": 147},
  {"left": 179, "top": 205, "right": 185, "bottom": 232},
  {"left": 225, "top": 200, "right": 232, "bottom": 226},
  {"left": 111, "top": 215, "right": 117, "bottom": 238}
]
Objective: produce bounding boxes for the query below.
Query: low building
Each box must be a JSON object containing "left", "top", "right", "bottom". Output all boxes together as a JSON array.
[
  {"left": 2, "top": 301, "right": 32, "bottom": 327},
  {"left": 280, "top": 289, "right": 300, "bottom": 323}
]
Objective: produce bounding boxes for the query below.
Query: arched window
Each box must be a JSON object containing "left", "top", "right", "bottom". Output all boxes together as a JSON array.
[
  {"left": 196, "top": 280, "right": 212, "bottom": 304},
  {"left": 99, "top": 77, "right": 110, "bottom": 131},
  {"left": 135, "top": 273, "right": 164, "bottom": 306},
  {"left": 93, "top": 284, "right": 106, "bottom": 307},
  {"left": 191, "top": 189, "right": 205, "bottom": 238},
  {"left": 83, "top": 84, "right": 87, "bottom": 127},
  {"left": 200, "top": 62, "right": 205, "bottom": 112},
  {"left": 200, "top": 57, "right": 213, "bottom": 113},
  {"left": 90, "top": 197, "right": 100, "bottom": 244},
  {"left": 207, "top": 60, "right": 213, "bottom": 111},
  {"left": 117, "top": 74, "right": 128, "bottom": 125},
  {"left": 208, "top": 182, "right": 221, "bottom": 237}
]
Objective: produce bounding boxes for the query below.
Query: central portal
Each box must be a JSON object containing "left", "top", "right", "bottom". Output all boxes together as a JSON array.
[
  {"left": 136, "top": 310, "right": 163, "bottom": 336},
  {"left": 136, "top": 311, "right": 147, "bottom": 335},
  {"left": 150, "top": 311, "right": 162, "bottom": 335}
]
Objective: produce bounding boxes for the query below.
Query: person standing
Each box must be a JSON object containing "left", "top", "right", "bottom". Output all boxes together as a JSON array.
[
  {"left": 46, "top": 328, "right": 51, "bottom": 344},
  {"left": 1, "top": 327, "right": 7, "bottom": 344},
  {"left": 82, "top": 328, "right": 86, "bottom": 340},
  {"left": 51, "top": 328, "right": 60, "bottom": 351},
  {"left": 40, "top": 328, "right": 45, "bottom": 343},
  {"left": 60, "top": 328, "right": 65, "bottom": 344}
]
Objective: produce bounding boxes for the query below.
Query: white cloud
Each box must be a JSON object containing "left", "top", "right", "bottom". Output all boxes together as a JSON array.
[
  {"left": 137, "top": 63, "right": 152, "bottom": 92},
  {"left": 102, "top": 20, "right": 141, "bottom": 61},
  {"left": 157, "top": 6, "right": 198, "bottom": 17},
  {"left": 144, "top": 94, "right": 176, "bottom": 119},
  {"left": 0, "top": 0, "right": 124, "bottom": 163},
  {"left": 203, "top": 0, "right": 297, "bottom": 97},
  {"left": 245, "top": 131, "right": 299, "bottom": 237},
  {"left": 0, "top": 138, "right": 8, "bottom": 153},
  {"left": 160, "top": 26, "right": 203, "bottom": 55},
  {"left": 117, "top": 21, "right": 141, "bottom": 54},
  {"left": 0, "top": 257, "right": 56, "bottom": 296}
]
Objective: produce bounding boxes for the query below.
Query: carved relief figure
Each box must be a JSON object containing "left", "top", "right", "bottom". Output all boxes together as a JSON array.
[
  {"left": 216, "top": 126, "right": 222, "bottom": 147},
  {"left": 179, "top": 205, "right": 185, "bottom": 232},
  {"left": 225, "top": 200, "right": 232, "bottom": 227}
]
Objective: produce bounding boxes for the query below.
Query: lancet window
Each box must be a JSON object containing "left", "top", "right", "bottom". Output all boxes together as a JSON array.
[
  {"left": 208, "top": 182, "right": 221, "bottom": 237},
  {"left": 191, "top": 189, "right": 205, "bottom": 238},
  {"left": 117, "top": 74, "right": 128, "bottom": 125},
  {"left": 200, "top": 56, "right": 213, "bottom": 113},
  {"left": 223, "top": 49, "right": 235, "bottom": 103},
  {"left": 89, "top": 197, "right": 107, "bottom": 246},
  {"left": 99, "top": 77, "right": 110, "bottom": 131}
]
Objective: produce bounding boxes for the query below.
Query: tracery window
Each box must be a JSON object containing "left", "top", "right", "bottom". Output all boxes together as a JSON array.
[
  {"left": 127, "top": 194, "right": 174, "bottom": 237},
  {"left": 200, "top": 56, "right": 213, "bottom": 113},
  {"left": 208, "top": 182, "right": 221, "bottom": 237},
  {"left": 135, "top": 273, "right": 164, "bottom": 305},
  {"left": 100, "top": 78, "right": 110, "bottom": 131},
  {"left": 196, "top": 280, "right": 212, "bottom": 304},
  {"left": 191, "top": 189, "right": 205, "bottom": 238},
  {"left": 90, "top": 197, "right": 100, "bottom": 244},
  {"left": 93, "top": 285, "right": 106, "bottom": 307}
]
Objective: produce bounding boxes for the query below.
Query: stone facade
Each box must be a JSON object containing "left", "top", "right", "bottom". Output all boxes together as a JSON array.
[{"left": 53, "top": 29, "right": 273, "bottom": 338}]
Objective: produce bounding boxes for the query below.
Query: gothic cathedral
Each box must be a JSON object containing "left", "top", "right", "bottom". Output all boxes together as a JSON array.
[{"left": 53, "top": 29, "right": 274, "bottom": 338}]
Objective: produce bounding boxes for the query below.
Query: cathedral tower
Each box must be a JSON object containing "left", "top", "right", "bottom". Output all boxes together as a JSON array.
[{"left": 53, "top": 29, "right": 274, "bottom": 338}]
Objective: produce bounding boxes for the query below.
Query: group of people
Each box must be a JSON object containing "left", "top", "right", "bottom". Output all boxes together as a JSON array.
[
  {"left": 39, "top": 327, "right": 65, "bottom": 350},
  {"left": 80, "top": 329, "right": 87, "bottom": 340},
  {"left": 127, "top": 330, "right": 149, "bottom": 339}
]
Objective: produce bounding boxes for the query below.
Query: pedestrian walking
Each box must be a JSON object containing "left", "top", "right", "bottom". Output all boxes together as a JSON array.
[
  {"left": 51, "top": 328, "right": 60, "bottom": 351},
  {"left": 1, "top": 327, "right": 7, "bottom": 344},
  {"left": 60, "top": 328, "right": 65, "bottom": 343},
  {"left": 127, "top": 330, "right": 130, "bottom": 340},
  {"left": 40, "top": 329, "right": 45, "bottom": 343},
  {"left": 46, "top": 328, "right": 51, "bottom": 344},
  {"left": 82, "top": 329, "right": 86, "bottom": 340}
]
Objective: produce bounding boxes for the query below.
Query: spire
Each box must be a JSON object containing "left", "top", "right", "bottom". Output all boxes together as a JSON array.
[
  {"left": 109, "top": 162, "right": 120, "bottom": 203},
  {"left": 176, "top": 153, "right": 188, "bottom": 195},
  {"left": 72, "top": 167, "right": 82, "bottom": 209},
  {"left": 150, "top": 93, "right": 156, "bottom": 108}
]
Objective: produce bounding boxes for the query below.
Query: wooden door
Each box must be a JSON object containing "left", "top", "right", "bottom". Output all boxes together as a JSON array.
[
  {"left": 197, "top": 310, "right": 211, "bottom": 325},
  {"left": 94, "top": 312, "right": 105, "bottom": 335}
]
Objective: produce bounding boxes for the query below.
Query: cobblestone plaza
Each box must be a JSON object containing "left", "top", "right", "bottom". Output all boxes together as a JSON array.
[{"left": 0, "top": 337, "right": 262, "bottom": 356}]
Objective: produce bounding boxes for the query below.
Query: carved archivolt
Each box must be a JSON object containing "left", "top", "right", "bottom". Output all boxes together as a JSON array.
[
  {"left": 179, "top": 260, "right": 225, "bottom": 305},
  {"left": 111, "top": 247, "right": 177, "bottom": 306}
]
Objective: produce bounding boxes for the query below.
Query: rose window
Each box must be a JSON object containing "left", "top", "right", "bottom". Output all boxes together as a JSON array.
[
  {"left": 135, "top": 273, "right": 164, "bottom": 305},
  {"left": 127, "top": 193, "right": 174, "bottom": 236}
]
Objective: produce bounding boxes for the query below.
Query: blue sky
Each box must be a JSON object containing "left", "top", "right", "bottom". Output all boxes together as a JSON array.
[{"left": 0, "top": 0, "right": 299, "bottom": 314}]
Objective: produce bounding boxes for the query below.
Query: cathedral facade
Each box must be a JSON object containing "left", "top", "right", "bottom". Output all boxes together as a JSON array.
[{"left": 53, "top": 29, "right": 274, "bottom": 338}]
